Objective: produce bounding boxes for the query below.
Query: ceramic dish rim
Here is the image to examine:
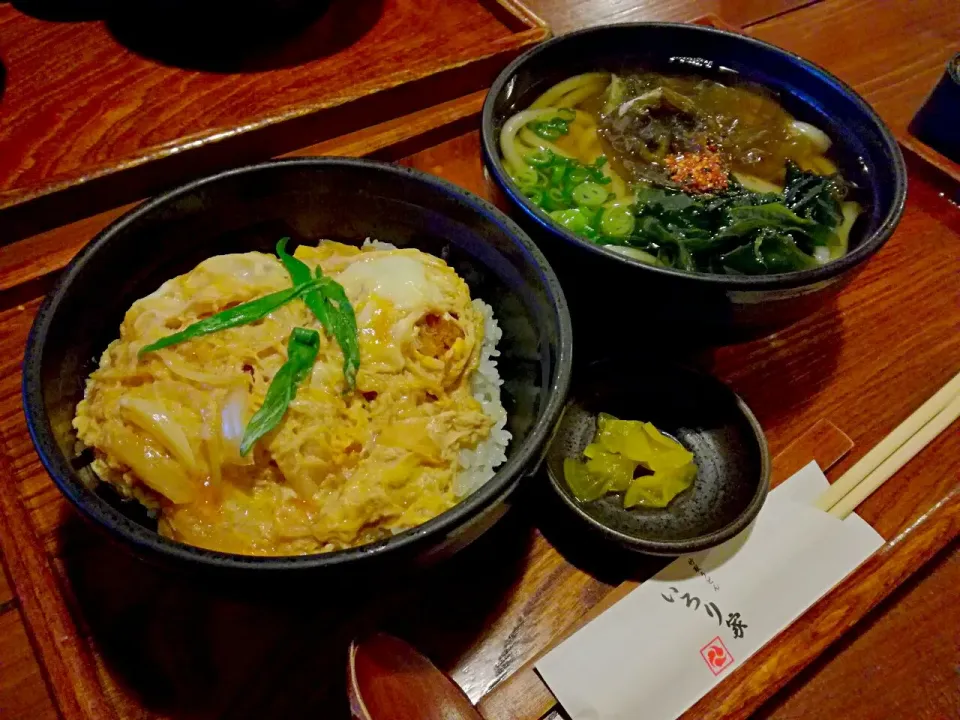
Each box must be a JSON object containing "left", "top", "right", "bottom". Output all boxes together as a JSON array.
[
  {"left": 544, "top": 366, "right": 771, "bottom": 555},
  {"left": 22, "top": 157, "right": 574, "bottom": 572},
  {"left": 480, "top": 21, "right": 908, "bottom": 291}
]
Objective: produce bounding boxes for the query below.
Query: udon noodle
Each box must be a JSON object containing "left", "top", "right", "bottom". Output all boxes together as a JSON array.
[{"left": 500, "top": 71, "right": 862, "bottom": 275}]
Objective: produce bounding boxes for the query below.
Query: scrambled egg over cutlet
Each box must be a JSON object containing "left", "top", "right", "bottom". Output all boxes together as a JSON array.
[{"left": 73, "top": 241, "right": 495, "bottom": 555}]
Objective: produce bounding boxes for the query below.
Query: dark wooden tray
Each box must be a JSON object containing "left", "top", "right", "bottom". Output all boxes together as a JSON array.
[
  {"left": 478, "top": 14, "right": 960, "bottom": 719},
  {"left": 0, "top": 0, "right": 548, "bottom": 242},
  {"left": 0, "top": 11, "right": 958, "bottom": 720},
  {"left": 900, "top": 135, "right": 960, "bottom": 187}
]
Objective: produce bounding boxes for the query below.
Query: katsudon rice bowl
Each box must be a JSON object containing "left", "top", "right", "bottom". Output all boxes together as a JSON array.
[
  {"left": 23, "top": 159, "right": 572, "bottom": 575},
  {"left": 73, "top": 239, "right": 511, "bottom": 556}
]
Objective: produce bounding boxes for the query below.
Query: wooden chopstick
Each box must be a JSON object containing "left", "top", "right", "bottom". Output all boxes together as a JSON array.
[
  {"left": 815, "top": 370, "right": 960, "bottom": 513},
  {"left": 827, "top": 392, "right": 960, "bottom": 519}
]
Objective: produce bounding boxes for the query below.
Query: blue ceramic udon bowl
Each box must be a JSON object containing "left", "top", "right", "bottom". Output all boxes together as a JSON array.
[{"left": 481, "top": 22, "right": 907, "bottom": 340}]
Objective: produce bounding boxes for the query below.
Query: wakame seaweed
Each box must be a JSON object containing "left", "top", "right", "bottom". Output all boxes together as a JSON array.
[
  {"left": 502, "top": 70, "right": 864, "bottom": 275},
  {"left": 595, "top": 163, "right": 850, "bottom": 274}
]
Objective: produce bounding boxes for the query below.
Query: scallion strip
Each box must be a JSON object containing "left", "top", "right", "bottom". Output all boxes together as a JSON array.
[
  {"left": 239, "top": 327, "right": 320, "bottom": 456},
  {"left": 138, "top": 280, "right": 322, "bottom": 356},
  {"left": 276, "top": 238, "right": 360, "bottom": 392}
]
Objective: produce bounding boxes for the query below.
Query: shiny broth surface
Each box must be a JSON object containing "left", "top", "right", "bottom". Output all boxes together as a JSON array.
[{"left": 500, "top": 70, "right": 862, "bottom": 275}]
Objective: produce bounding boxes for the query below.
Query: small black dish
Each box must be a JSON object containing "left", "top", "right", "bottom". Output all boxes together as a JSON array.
[
  {"left": 909, "top": 53, "right": 960, "bottom": 163},
  {"left": 481, "top": 22, "right": 908, "bottom": 339},
  {"left": 544, "top": 360, "right": 770, "bottom": 555},
  {"left": 22, "top": 158, "right": 573, "bottom": 578}
]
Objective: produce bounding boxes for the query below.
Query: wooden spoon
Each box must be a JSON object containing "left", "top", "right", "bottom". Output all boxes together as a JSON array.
[{"left": 348, "top": 633, "right": 483, "bottom": 720}]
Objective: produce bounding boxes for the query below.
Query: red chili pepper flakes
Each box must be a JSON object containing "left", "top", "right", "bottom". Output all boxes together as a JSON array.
[{"left": 665, "top": 148, "right": 729, "bottom": 193}]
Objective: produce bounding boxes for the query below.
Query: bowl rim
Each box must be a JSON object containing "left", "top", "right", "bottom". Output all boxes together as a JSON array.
[
  {"left": 544, "top": 363, "right": 772, "bottom": 554},
  {"left": 22, "top": 157, "right": 574, "bottom": 571},
  {"left": 480, "top": 21, "right": 909, "bottom": 290}
]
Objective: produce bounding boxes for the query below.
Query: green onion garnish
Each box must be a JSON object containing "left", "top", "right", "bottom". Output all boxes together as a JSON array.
[
  {"left": 239, "top": 327, "right": 320, "bottom": 456},
  {"left": 276, "top": 238, "right": 359, "bottom": 392},
  {"left": 138, "top": 280, "right": 322, "bottom": 356}
]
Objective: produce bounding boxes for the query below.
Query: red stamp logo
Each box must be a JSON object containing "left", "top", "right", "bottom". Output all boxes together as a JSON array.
[{"left": 700, "top": 636, "right": 734, "bottom": 676}]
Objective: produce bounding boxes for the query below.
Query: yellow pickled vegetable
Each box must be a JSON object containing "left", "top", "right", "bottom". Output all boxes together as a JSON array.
[
  {"left": 624, "top": 463, "right": 697, "bottom": 508},
  {"left": 564, "top": 413, "right": 697, "bottom": 508},
  {"left": 584, "top": 447, "right": 635, "bottom": 492},
  {"left": 564, "top": 458, "right": 608, "bottom": 502}
]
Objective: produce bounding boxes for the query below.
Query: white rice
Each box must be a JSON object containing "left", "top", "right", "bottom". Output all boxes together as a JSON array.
[
  {"left": 455, "top": 298, "right": 511, "bottom": 497},
  {"left": 361, "top": 237, "right": 510, "bottom": 497},
  {"left": 361, "top": 238, "right": 399, "bottom": 251}
]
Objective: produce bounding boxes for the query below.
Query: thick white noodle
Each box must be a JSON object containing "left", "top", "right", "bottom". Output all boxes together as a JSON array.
[
  {"left": 500, "top": 108, "right": 565, "bottom": 172},
  {"left": 552, "top": 81, "right": 609, "bottom": 109},
  {"left": 790, "top": 120, "right": 833, "bottom": 153},
  {"left": 530, "top": 72, "right": 610, "bottom": 108},
  {"left": 518, "top": 128, "right": 575, "bottom": 158}
]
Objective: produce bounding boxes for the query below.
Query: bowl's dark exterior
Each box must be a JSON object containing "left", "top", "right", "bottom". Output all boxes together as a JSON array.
[
  {"left": 481, "top": 22, "right": 908, "bottom": 340},
  {"left": 909, "top": 53, "right": 960, "bottom": 163},
  {"left": 22, "top": 159, "right": 572, "bottom": 579}
]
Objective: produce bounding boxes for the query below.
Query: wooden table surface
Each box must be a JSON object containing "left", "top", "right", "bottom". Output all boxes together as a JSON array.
[
  {"left": 0, "top": 0, "right": 547, "bottom": 244},
  {"left": 0, "top": 1, "right": 958, "bottom": 719}
]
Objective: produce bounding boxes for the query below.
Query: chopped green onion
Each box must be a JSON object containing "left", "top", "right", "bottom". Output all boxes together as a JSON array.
[
  {"left": 565, "top": 167, "right": 590, "bottom": 188},
  {"left": 556, "top": 107, "right": 577, "bottom": 122},
  {"left": 510, "top": 165, "right": 541, "bottom": 191},
  {"left": 526, "top": 115, "right": 572, "bottom": 140},
  {"left": 550, "top": 163, "right": 568, "bottom": 186},
  {"left": 600, "top": 207, "right": 636, "bottom": 238},
  {"left": 572, "top": 182, "right": 610, "bottom": 209},
  {"left": 276, "top": 238, "right": 331, "bottom": 324},
  {"left": 549, "top": 208, "right": 591, "bottom": 233},
  {"left": 529, "top": 123, "right": 562, "bottom": 140},
  {"left": 524, "top": 149, "right": 554, "bottom": 168},
  {"left": 524, "top": 188, "right": 545, "bottom": 204},
  {"left": 314, "top": 270, "right": 360, "bottom": 393},
  {"left": 542, "top": 188, "right": 567, "bottom": 212}
]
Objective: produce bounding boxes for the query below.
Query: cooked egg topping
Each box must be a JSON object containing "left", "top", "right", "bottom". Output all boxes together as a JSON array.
[{"left": 73, "top": 241, "right": 494, "bottom": 555}]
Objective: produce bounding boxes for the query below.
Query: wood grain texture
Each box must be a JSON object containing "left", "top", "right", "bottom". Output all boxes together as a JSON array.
[
  {"left": 0, "top": 90, "right": 487, "bottom": 294},
  {"left": 0, "top": 447, "right": 117, "bottom": 720},
  {"left": 477, "top": 418, "right": 857, "bottom": 720},
  {"left": 769, "top": 419, "right": 853, "bottom": 486},
  {"left": 0, "top": 131, "right": 955, "bottom": 720},
  {"left": 901, "top": 135, "right": 960, "bottom": 187},
  {"left": 0, "top": 3, "right": 958, "bottom": 720},
  {"left": 0, "top": 610, "right": 60, "bottom": 720},
  {"left": 408, "top": 132, "right": 960, "bottom": 716},
  {"left": 0, "top": 555, "right": 13, "bottom": 608},
  {"left": 760, "top": 542, "right": 960, "bottom": 720},
  {"left": 0, "top": 0, "right": 544, "bottom": 240},
  {"left": 747, "top": 0, "right": 960, "bottom": 134},
  {"left": 519, "top": 0, "right": 817, "bottom": 34}
]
